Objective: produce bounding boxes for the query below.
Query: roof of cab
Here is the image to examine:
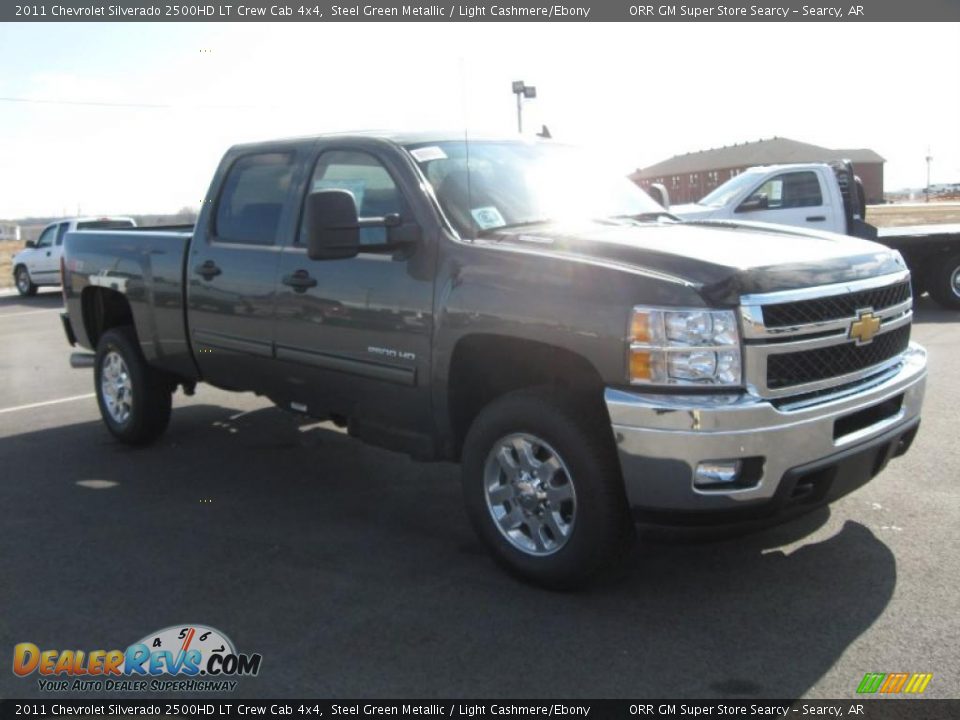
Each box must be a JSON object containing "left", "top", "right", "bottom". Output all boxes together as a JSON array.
[{"left": 228, "top": 130, "right": 544, "bottom": 152}]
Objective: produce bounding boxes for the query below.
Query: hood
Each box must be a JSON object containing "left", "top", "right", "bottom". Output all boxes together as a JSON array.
[
  {"left": 482, "top": 219, "right": 906, "bottom": 306},
  {"left": 669, "top": 203, "right": 719, "bottom": 220}
]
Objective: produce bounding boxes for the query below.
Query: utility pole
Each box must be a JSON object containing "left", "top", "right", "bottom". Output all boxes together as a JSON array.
[
  {"left": 925, "top": 147, "right": 933, "bottom": 203},
  {"left": 511, "top": 80, "right": 537, "bottom": 134}
]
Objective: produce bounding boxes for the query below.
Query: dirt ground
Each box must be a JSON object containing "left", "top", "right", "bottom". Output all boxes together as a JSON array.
[
  {"left": 0, "top": 241, "right": 25, "bottom": 290},
  {"left": 866, "top": 202, "right": 960, "bottom": 227},
  {"left": 2, "top": 204, "right": 958, "bottom": 290}
]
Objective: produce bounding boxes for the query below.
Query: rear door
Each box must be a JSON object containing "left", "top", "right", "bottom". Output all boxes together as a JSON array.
[
  {"left": 735, "top": 170, "right": 834, "bottom": 231},
  {"left": 272, "top": 141, "right": 437, "bottom": 447},
  {"left": 187, "top": 145, "right": 309, "bottom": 393}
]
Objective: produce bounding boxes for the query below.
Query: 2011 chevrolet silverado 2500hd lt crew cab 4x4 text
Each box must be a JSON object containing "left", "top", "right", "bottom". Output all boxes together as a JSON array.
[{"left": 60, "top": 133, "right": 927, "bottom": 587}]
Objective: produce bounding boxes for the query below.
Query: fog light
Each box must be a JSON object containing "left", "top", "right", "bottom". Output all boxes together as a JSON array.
[{"left": 695, "top": 460, "right": 742, "bottom": 488}]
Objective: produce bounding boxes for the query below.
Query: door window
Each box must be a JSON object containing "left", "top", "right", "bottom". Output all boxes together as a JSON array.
[
  {"left": 215, "top": 152, "right": 295, "bottom": 245},
  {"left": 306, "top": 150, "right": 404, "bottom": 245},
  {"left": 56, "top": 223, "right": 69, "bottom": 246},
  {"left": 743, "top": 171, "right": 823, "bottom": 210},
  {"left": 35, "top": 225, "right": 57, "bottom": 248}
]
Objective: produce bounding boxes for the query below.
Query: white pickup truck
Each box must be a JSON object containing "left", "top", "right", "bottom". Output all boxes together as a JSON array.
[
  {"left": 664, "top": 162, "right": 960, "bottom": 309},
  {"left": 12, "top": 216, "right": 136, "bottom": 296}
]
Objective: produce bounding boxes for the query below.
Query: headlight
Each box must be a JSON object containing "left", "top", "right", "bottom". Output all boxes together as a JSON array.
[{"left": 628, "top": 308, "right": 742, "bottom": 386}]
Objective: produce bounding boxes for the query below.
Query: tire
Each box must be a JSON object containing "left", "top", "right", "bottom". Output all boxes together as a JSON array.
[
  {"left": 14, "top": 266, "right": 37, "bottom": 297},
  {"left": 461, "top": 387, "right": 634, "bottom": 589},
  {"left": 927, "top": 253, "right": 960, "bottom": 310},
  {"left": 94, "top": 327, "right": 173, "bottom": 445}
]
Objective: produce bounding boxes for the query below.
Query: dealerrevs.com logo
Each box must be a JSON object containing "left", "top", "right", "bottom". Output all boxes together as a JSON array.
[{"left": 13, "top": 624, "right": 262, "bottom": 693}]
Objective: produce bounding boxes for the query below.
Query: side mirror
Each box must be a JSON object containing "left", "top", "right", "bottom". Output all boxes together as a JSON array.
[
  {"left": 24, "top": 240, "right": 37, "bottom": 249},
  {"left": 648, "top": 183, "right": 670, "bottom": 210},
  {"left": 737, "top": 194, "right": 769, "bottom": 213},
  {"left": 305, "top": 190, "right": 360, "bottom": 260}
]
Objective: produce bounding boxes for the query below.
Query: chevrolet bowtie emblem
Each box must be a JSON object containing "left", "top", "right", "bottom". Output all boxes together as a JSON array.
[{"left": 849, "top": 309, "right": 881, "bottom": 345}]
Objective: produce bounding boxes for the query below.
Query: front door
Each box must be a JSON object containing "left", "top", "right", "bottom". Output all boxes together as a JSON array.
[
  {"left": 736, "top": 170, "right": 833, "bottom": 231},
  {"left": 272, "top": 143, "right": 436, "bottom": 450},
  {"left": 187, "top": 146, "right": 307, "bottom": 393},
  {"left": 28, "top": 224, "right": 60, "bottom": 283}
]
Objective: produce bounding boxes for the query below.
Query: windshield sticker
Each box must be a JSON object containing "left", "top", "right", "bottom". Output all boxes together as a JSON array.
[
  {"left": 471, "top": 206, "right": 506, "bottom": 230},
  {"left": 313, "top": 178, "right": 366, "bottom": 212},
  {"left": 410, "top": 146, "right": 447, "bottom": 163}
]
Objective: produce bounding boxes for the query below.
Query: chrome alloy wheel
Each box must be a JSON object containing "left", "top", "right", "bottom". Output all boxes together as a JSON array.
[
  {"left": 951, "top": 266, "right": 960, "bottom": 299},
  {"left": 16, "top": 268, "right": 30, "bottom": 294},
  {"left": 101, "top": 351, "right": 133, "bottom": 424},
  {"left": 483, "top": 433, "right": 577, "bottom": 556}
]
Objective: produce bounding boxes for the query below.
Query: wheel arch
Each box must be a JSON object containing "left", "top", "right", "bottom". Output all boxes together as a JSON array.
[
  {"left": 445, "top": 334, "right": 608, "bottom": 460},
  {"left": 81, "top": 286, "right": 137, "bottom": 349}
]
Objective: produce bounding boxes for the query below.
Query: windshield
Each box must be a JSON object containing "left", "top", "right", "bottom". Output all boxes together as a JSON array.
[
  {"left": 696, "top": 172, "right": 763, "bottom": 208},
  {"left": 405, "top": 141, "right": 668, "bottom": 237}
]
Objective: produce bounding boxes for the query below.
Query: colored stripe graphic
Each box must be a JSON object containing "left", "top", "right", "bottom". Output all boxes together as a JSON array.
[
  {"left": 879, "top": 672, "right": 909, "bottom": 693},
  {"left": 857, "top": 672, "right": 932, "bottom": 694},
  {"left": 857, "top": 673, "right": 885, "bottom": 694},
  {"left": 904, "top": 673, "right": 933, "bottom": 694}
]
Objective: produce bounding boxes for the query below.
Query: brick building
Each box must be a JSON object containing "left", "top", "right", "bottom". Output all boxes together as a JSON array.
[{"left": 631, "top": 137, "right": 885, "bottom": 205}]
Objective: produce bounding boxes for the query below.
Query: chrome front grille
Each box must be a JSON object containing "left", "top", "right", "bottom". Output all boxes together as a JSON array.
[
  {"left": 767, "top": 324, "right": 910, "bottom": 389},
  {"left": 761, "top": 279, "right": 911, "bottom": 328},
  {"left": 740, "top": 271, "right": 913, "bottom": 399}
]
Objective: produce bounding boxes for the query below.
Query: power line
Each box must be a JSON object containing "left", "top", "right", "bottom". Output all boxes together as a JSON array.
[{"left": 0, "top": 96, "right": 258, "bottom": 110}]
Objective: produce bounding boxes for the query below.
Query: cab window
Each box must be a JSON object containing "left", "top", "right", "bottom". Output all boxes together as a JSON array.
[
  {"left": 305, "top": 150, "right": 405, "bottom": 245},
  {"left": 743, "top": 171, "right": 823, "bottom": 210},
  {"left": 215, "top": 152, "right": 295, "bottom": 245},
  {"left": 35, "top": 225, "right": 57, "bottom": 248},
  {"left": 56, "top": 222, "right": 69, "bottom": 246}
]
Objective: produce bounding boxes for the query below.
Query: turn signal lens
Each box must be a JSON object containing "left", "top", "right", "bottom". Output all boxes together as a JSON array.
[
  {"left": 630, "top": 313, "right": 650, "bottom": 343},
  {"left": 630, "top": 312, "right": 652, "bottom": 343},
  {"left": 629, "top": 350, "right": 652, "bottom": 381}
]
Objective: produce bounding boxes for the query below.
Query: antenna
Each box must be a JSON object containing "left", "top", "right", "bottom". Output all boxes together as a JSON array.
[{"left": 459, "top": 58, "right": 473, "bottom": 241}]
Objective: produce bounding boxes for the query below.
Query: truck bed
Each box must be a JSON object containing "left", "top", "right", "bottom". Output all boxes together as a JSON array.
[
  {"left": 877, "top": 223, "right": 960, "bottom": 241},
  {"left": 63, "top": 228, "right": 196, "bottom": 378}
]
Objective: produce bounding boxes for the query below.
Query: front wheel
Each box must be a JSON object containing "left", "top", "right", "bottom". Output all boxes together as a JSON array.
[
  {"left": 15, "top": 266, "right": 37, "bottom": 297},
  {"left": 461, "top": 388, "right": 634, "bottom": 589},
  {"left": 927, "top": 253, "right": 960, "bottom": 310},
  {"left": 95, "top": 327, "right": 173, "bottom": 445}
]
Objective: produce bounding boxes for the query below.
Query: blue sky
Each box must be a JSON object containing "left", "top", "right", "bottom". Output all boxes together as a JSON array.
[{"left": 1, "top": 22, "right": 958, "bottom": 218}]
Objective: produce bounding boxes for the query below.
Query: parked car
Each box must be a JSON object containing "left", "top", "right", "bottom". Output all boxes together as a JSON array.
[
  {"left": 12, "top": 216, "right": 136, "bottom": 296},
  {"left": 60, "top": 134, "right": 926, "bottom": 587},
  {"left": 664, "top": 162, "right": 960, "bottom": 308}
]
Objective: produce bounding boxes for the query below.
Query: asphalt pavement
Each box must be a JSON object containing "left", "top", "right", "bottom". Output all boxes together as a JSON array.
[{"left": 0, "top": 289, "right": 957, "bottom": 700}]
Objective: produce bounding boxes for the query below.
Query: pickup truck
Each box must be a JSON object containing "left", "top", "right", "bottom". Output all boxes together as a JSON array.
[
  {"left": 12, "top": 216, "right": 136, "bottom": 296},
  {"left": 661, "top": 162, "right": 960, "bottom": 309},
  {"left": 60, "top": 133, "right": 927, "bottom": 588}
]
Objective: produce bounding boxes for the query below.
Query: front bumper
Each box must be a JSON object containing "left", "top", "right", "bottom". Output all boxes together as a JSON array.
[{"left": 606, "top": 343, "right": 927, "bottom": 523}]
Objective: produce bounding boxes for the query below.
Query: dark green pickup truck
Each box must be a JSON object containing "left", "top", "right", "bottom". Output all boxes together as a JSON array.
[{"left": 61, "top": 132, "right": 927, "bottom": 587}]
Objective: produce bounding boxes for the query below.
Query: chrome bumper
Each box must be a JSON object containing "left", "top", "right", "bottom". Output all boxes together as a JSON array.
[{"left": 606, "top": 343, "right": 927, "bottom": 514}]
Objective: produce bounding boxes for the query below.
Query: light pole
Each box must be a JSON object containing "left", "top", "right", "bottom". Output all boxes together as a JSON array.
[
  {"left": 925, "top": 148, "right": 933, "bottom": 203},
  {"left": 512, "top": 80, "right": 537, "bottom": 133}
]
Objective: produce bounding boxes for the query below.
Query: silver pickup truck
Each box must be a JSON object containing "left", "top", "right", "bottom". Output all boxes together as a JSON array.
[{"left": 60, "top": 133, "right": 927, "bottom": 587}]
